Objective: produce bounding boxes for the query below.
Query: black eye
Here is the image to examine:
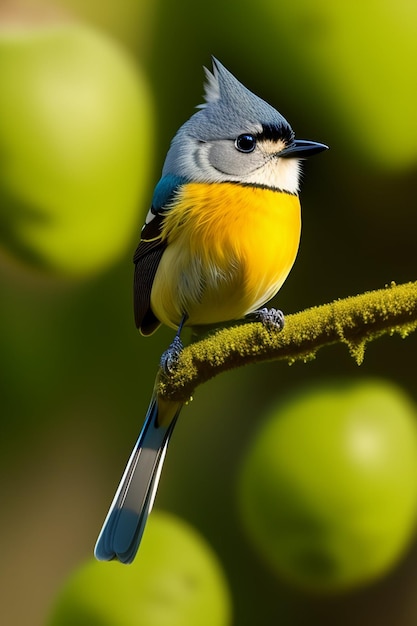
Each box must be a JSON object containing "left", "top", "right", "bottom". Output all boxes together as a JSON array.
[{"left": 235, "top": 134, "right": 256, "bottom": 153}]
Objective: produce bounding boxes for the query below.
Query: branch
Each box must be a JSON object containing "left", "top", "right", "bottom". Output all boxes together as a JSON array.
[{"left": 157, "top": 281, "right": 417, "bottom": 403}]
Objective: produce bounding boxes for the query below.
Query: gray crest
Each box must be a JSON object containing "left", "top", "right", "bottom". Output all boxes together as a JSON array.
[{"left": 187, "top": 57, "right": 291, "bottom": 140}]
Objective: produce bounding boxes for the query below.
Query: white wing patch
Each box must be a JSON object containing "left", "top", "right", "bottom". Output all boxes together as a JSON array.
[{"left": 143, "top": 208, "right": 157, "bottom": 229}]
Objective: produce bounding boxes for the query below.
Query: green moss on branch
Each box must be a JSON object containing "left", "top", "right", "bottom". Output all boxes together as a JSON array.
[{"left": 157, "top": 281, "right": 417, "bottom": 403}]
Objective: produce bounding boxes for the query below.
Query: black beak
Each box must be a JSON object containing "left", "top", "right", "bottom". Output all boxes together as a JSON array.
[{"left": 279, "top": 139, "right": 329, "bottom": 158}]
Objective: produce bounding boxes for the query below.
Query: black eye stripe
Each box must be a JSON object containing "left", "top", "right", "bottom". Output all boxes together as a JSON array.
[
  {"left": 258, "top": 123, "right": 295, "bottom": 143},
  {"left": 235, "top": 134, "right": 256, "bottom": 153}
]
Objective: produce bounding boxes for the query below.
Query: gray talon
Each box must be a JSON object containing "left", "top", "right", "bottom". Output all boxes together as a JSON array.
[
  {"left": 249, "top": 307, "right": 285, "bottom": 331},
  {"left": 160, "top": 336, "right": 184, "bottom": 373}
]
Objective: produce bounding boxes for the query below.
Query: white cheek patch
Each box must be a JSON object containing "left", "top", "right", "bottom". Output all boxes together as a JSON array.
[
  {"left": 163, "top": 137, "right": 302, "bottom": 194},
  {"left": 243, "top": 157, "right": 301, "bottom": 194},
  {"left": 189, "top": 142, "right": 301, "bottom": 193}
]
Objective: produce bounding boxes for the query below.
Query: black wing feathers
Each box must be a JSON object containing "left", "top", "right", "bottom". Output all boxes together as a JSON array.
[{"left": 133, "top": 214, "right": 167, "bottom": 334}]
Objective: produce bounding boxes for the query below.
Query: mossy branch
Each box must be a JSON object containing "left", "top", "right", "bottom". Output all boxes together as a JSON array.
[{"left": 157, "top": 281, "right": 417, "bottom": 403}]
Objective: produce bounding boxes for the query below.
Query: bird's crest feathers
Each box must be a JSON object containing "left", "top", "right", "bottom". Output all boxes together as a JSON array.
[
  {"left": 193, "top": 56, "right": 291, "bottom": 141},
  {"left": 200, "top": 61, "right": 221, "bottom": 106},
  {"left": 198, "top": 56, "right": 256, "bottom": 110}
]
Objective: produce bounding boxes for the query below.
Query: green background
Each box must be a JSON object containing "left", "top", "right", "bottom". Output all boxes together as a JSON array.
[{"left": 1, "top": 1, "right": 417, "bottom": 625}]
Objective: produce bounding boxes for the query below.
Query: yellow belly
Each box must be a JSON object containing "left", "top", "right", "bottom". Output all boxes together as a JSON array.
[{"left": 151, "top": 181, "right": 301, "bottom": 329}]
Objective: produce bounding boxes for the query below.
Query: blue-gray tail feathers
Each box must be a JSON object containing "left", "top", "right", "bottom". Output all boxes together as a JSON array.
[{"left": 94, "top": 392, "right": 181, "bottom": 564}]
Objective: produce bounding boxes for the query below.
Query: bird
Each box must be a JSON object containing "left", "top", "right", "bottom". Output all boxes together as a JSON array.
[{"left": 94, "top": 57, "right": 328, "bottom": 564}]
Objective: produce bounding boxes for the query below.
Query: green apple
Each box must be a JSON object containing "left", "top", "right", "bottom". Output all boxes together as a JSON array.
[
  {"left": 0, "top": 21, "right": 153, "bottom": 277},
  {"left": 47, "top": 511, "right": 232, "bottom": 626},
  {"left": 239, "top": 379, "right": 417, "bottom": 592}
]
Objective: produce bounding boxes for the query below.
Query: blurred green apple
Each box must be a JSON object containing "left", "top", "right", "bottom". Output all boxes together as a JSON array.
[
  {"left": 239, "top": 379, "right": 417, "bottom": 592},
  {"left": 47, "top": 511, "right": 232, "bottom": 626},
  {"left": 0, "top": 21, "right": 153, "bottom": 277}
]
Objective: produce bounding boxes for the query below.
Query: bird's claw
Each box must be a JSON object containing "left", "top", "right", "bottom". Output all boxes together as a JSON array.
[
  {"left": 160, "top": 335, "right": 184, "bottom": 374},
  {"left": 248, "top": 307, "right": 285, "bottom": 331}
]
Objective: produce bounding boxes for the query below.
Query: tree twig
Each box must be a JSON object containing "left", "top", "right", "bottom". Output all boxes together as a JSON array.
[{"left": 157, "top": 281, "right": 417, "bottom": 402}]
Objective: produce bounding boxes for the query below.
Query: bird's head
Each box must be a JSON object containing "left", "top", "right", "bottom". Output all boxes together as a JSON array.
[{"left": 162, "top": 57, "right": 327, "bottom": 194}]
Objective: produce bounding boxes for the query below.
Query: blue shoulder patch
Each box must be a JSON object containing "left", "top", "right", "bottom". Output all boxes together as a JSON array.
[{"left": 151, "top": 174, "right": 187, "bottom": 212}]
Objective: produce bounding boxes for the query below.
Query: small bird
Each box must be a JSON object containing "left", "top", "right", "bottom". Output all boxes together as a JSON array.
[{"left": 95, "top": 57, "right": 327, "bottom": 563}]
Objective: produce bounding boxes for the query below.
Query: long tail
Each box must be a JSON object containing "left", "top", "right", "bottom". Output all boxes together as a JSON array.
[{"left": 95, "top": 388, "right": 182, "bottom": 564}]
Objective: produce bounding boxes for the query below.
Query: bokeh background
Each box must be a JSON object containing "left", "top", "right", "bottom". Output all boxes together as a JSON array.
[{"left": 1, "top": 0, "right": 417, "bottom": 624}]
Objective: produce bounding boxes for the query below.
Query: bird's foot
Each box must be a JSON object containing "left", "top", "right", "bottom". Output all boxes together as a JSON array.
[
  {"left": 247, "top": 307, "right": 285, "bottom": 331},
  {"left": 160, "top": 335, "right": 184, "bottom": 374}
]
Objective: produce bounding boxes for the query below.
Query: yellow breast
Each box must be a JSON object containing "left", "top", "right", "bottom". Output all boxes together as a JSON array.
[{"left": 151, "top": 181, "right": 301, "bottom": 329}]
